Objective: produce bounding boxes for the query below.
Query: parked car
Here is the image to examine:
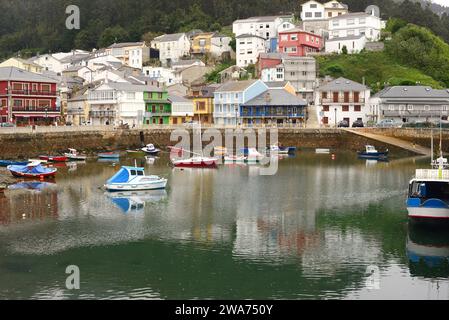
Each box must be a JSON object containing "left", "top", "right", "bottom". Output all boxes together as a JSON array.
[
  {"left": 352, "top": 119, "right": 364, "bottom": 128},
  {"left": 337, "top": 120, "right": 349, "bottom": 128},
  {"left": 0, "top": 122, "right": 15, "bottom": 128},
  {"left": 377, "top": 119, "right": 400, "bottom": 128}
]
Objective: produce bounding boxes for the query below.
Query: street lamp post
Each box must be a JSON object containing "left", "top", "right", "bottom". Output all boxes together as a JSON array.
[
  {"left": 78, "top": 107, "right": 82, "bottom": 126},
  {"left": 334, "top": 108, "right": 337, "bottom": 128},
  {"left": 45, "top": 107, "right": 48, "bottom": 126}
]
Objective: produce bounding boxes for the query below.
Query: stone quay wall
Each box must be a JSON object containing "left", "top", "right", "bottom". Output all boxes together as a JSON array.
[{"left": 0, "top": 127, "right": 419, "bottom": 159}]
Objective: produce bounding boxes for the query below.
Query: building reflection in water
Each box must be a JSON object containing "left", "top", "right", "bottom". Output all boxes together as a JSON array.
[
  {"left": 407, "top": 223, "right": 449, "bottom": 278},
  {"left": 0, "top": 182, "right": 59, "bottom": 226}
]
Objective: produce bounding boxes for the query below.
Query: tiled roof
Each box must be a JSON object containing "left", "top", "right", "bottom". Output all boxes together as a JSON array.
[
  {"left": 0, "top": 67, "right": 58, "bottom": 83},
  {"left": 317, "top": 77, "right": 367, "bottom": 91},
  {"left": 243, "top": 88, "right": 306, "bottom": 106}
]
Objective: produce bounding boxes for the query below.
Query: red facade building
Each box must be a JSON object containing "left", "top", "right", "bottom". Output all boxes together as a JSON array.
[
  {"left": 0, "top": 67, "right": 59, "bottom": 125},
  {"left": 278, "top": 29, "right": 322, "bottom": 57}
]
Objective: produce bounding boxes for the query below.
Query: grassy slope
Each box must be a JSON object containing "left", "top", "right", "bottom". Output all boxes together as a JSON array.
[{"left": 316, "top": 51, "right": 444, "bottom": 92}]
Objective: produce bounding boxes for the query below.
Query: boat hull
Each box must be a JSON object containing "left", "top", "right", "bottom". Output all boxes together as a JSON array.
[
  {"left": 39, "top": 156, "right": 68, "bottom": 162},
  {"left": 358, "top": 151, "right": 389, "bottom": 159},
  {"left": 407, "top": 198, "right": 449, "bottom": 220},
  {"left": 8, "top": 167, "right": 57, "bottom": 179},
  {"left": 105, "top": 179, "right": 167, "bottom": 192},
  {"left": 173, "top": 159, "right": 218, "bottom": 168},
  {"left": 64, "top": 153, "right": 87, "bottom": 161},
  {"left": 98, "top": 153, "right": 120, "bottom": 159}
]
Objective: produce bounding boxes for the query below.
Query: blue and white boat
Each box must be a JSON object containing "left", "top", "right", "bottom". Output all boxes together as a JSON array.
[
  {"left": 407, "top": 156, "right": 449, "bottom": 220},
  {"left": 269, "top": 144, "right": 297, "bottom": 155},
  {"left": 104, "top": 166, "right": 167, "bottom": 192},
  {"left": 141, "top": 144, "right": 160, "bottom": 155},
  {"left": 357, "top": 145, "right": 389, "bottom": 160}
]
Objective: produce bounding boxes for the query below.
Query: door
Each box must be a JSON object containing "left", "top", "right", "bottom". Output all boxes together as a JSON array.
[
  {"left": 333, "top": 92, "right": 339, "bottom": 103},
  {"left": 344, "top": 92, "right": 349, "bottom": 103},
  {"left": 159, "top": 118, "right": 163, "bottom": 125},
  {"left": 173, "top": 117, "right": 178, "bottom": 125},
  {"left": 323, "top": 117, "right": 329, "bottom": 125}
]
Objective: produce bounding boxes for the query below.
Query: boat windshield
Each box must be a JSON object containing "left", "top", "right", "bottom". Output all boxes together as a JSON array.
[
  {"left": 366, "top": 146, "right": 376, "bottom": 153},
  {"left": 409, "top": 180, "right": 449, "bottom": 200}
]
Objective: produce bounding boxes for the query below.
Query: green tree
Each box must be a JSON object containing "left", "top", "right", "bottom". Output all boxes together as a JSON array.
[{"left": 98, "top": 26, "right": 129, "bottom": 48}]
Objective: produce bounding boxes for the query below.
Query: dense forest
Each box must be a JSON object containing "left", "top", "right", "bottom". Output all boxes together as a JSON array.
[{"left": 0, "top": 0, "right": 449, "bottom": 58}]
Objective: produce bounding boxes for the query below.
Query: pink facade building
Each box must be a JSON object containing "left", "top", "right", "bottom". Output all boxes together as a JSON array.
[{"left": 278, "top": 29, "right": 322, "bottom": 56}]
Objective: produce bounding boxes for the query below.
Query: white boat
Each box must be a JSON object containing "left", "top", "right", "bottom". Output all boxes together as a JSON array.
[
  {"left": 316, "top": 148, "right": 331, "bottom": 154},
  {"left": 246, "top": 148, "right": 265, "bottom": 163},
  {"left": 224, "top": 155, "right": 247, "bottom": 163},
  {"left": 407, "top": 130, "right": 449, "bottom": 221},
  {"left": 170, "top": 121, "right": 219, "bottom": 169},
  {"left": 65, "top": 148, "right": 87, "bottom": 161},
  {"left": 141, "top": 144, "right": 160, "bottom": 155},
  {"left": 104, "top": 166, "right": 167, "bottom": 191}
]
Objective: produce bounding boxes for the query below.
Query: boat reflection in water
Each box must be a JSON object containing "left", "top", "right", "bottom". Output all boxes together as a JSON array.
[
  {"left": 106, "top": 190, "right": 168, "bottom": 213},
  {"left": 407, "top": 224, "right": 449, "bottom": 278},
  {"left": 8, "top": 181, "right": 57, "bottom": 192}
]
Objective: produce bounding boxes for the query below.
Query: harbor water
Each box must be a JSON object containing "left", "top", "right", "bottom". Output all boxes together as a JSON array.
[{"left": 0, "top": 152, "right": 449, "bottom": 299}]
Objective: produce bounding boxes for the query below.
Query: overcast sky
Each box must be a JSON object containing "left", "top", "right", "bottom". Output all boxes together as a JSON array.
[{"left": 432, "top": 0, "right": 449, "bottom": 7}]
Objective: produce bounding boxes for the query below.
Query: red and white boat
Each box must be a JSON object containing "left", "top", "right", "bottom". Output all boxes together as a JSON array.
[
  {"left": 169, "top": 147, "right": 218, "bottom": 168},
  {"left": 172, "top": 156, "right": 218, "bottom": 169},
  {"left": 39, "top": 155, "right": 68, "bottom": 162}
]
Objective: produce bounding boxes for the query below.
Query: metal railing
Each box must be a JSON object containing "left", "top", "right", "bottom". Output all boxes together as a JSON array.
[{"left": 3, "top": 89, "right": 57, "bottom": 96}]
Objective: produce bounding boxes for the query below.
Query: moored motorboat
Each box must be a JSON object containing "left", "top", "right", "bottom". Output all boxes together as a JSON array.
[
  {"left": 65, "top": 148, "right": 87, "bottom": 161},
  {"left": 0, "top": 160, "right": 28, "bottom": 167},
  {"left": 224, "top": 155, "right": 247, "bottom": 163},
  {"left": 316, "top": 148, "right": 330, "bottom": 154},
  {"left": 269, "top": 144, "right": 297, "bottom": 155},
  {"left": 246, "top": 148, "right": 265, "bottom": 163},
  {"left": 407, "top": 156, "right": 449, "bottom": 221},
  {"left": 104, "top": 166, "right": 167, "bottom": 191},
  {"left": 357, "top": 145, "right": 389, "bottom": 160},
  {"left": 39, "top": 155, "right": 68, "bottom": 162},
  {"left": 7, "top": 161, "right": 57, "bottom": 179},
  {"left": 141, "top": 144, "right": 160, "bottom": 155}
]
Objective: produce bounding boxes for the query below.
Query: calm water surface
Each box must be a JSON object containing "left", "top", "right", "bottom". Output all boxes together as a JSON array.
[{"left": 0, "top": 152, "right": 449, "bottom": 300}]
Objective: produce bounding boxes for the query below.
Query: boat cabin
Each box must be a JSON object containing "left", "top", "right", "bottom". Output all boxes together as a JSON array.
[
  {"left": 365, "top": 145, "right": 377, "bottom": 154},
  {"left": 107, "top": 166, "right": 146, "bottom": 184},
  {"left": 409, "top": 179, "right": 449, "bottom": 203}
]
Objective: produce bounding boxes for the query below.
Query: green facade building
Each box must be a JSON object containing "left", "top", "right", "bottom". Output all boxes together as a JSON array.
[{"left": 143, "top": 88, "right": 171, "bottom": 125}]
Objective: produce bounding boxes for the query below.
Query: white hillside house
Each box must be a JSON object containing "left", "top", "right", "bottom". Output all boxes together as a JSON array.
[
  {"left": 87, "top": 82, "right": 147, "bottom": 126},
  {"left": 236, "top": 34, "right": 267, "bottom": 68},
  {"left": 151, "top": 33, "right": 191, "bottom": 67}
]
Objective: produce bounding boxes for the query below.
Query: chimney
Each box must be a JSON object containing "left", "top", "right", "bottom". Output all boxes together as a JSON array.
[{"left": 265, "top": 92, "right": 272, "bottom": 103}]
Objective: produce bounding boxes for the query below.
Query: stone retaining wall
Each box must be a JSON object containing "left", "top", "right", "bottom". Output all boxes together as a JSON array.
[{"left": 0, "top": 128, "right": 414, "bottom": 159}]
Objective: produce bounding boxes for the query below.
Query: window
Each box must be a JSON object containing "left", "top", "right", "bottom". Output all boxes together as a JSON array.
[
  {"left": 323, "top": 105, "right": 329, "bottom": 112},
  {"left": 407, "top": 105, "right": 414, "bottom": 111},
  {"left": 342, "top": 105, "right": 349, "bottom": 112},
  {"left": 322, "top": 92, "right": 328, "bottom": 99},
  {"left": 333, "top": 20, "right": 339, "bottom": 27},
  {"left": 291, "top": 35, "right": 298, "bottom": 41},
  {"left": 305, "top": 12, "right": 313, "bottom": 17},
  {"left": 315, "top": 12, "right": 322, "bottom": 18},
  {"left": 13, "top": 100, "right": 22, "bottom": 107},
  {"left": 310, "top": 4, "right": 317, "bottom": 8},
  {"left": 38, "top": 100, "right": 51, "bottom": 107},
  {"left": 347, "top": 29, "right": 355, "bottom": 36},
  {"left": 290, "top": 72, "right": 296, "bottom": 76},
  {"left": 41, "top": 84, "right": 50, "bottom": 92},
  {"left": 281, "top": 35, "right": 288, "bottom": 41},
  {"left": 126, "top": 92, "right": 135, "bottom": 99},
  {"left": 354, "top": 105, "right": 361, "bottom": 112},
  {"left": 347, "top": 19, "right": 355, "bottom": 25},
  {"left": 328, "top": 12, "right": 332, "bottom": 18}
]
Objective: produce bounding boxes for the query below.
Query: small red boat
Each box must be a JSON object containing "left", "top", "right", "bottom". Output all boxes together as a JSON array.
[{"left": 39, "top": 155, "right": 68, "bottom": 162}]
